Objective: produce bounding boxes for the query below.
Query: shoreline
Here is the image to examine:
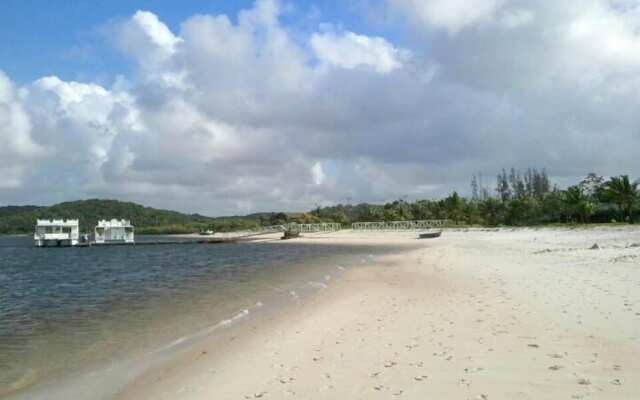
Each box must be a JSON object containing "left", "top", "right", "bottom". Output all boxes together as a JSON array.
[
  {"left": 117, "top": 227, "right": 640, "bottom": 399},
  {"left": 2, "top": 236, "right": 406, "bottom": 400}
]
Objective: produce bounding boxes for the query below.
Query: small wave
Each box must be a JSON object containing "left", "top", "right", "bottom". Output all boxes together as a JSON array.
[
  {"left": 159, "top": 307, "right": 254, "bottom": 352},
  {"left": 220, "top": 309, "right": 250, "bottom": 326},
  {"left": 307, "top": 281, "right": 328, "bottom": 289},
  {"left": 1, "top": 368, "right": 38, "bottom": 397},
  {"left": 53, "top": 282, "right": 82, "bottom": 289},
  {"left": 234, "top": 309, "right": 250, "bottom": 320},
  {"left": 166, "top": 336, "right": 189, "bottom": 348}
]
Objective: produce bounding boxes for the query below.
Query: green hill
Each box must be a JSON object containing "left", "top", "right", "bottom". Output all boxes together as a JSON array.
[{"left": 0, "top": 199, "right": 260, "bottom": 234}]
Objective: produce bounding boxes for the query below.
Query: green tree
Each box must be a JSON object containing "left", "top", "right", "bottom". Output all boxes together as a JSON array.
[
  {"left": 478, "top": 197, "right": 505, "bottom": 226},
  {"left": 603, "top": 175, "right": 639, "bottom": 223},
  {"left": 443, "top": 192, "right": 464, "bottom": 223},
  {"left": 579, "top": 173, "right": 605, "bottom": 200},
  {"left": 540, "top": 190, "right": 567, "bottom": 223},
  {"left": 496, "top": 169, "right": 511, "bottom": 202},
  {"left": 504, "top": 197, "right": 542, "bottom": 225},
  {"left": 563, "top": 185, "right": 594, "bottom": 223},
  {"left": 268, "top": 212, "right": 289, "bottom": 225}
]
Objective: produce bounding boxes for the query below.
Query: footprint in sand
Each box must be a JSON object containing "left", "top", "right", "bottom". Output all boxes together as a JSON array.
[
  {"left": 384, "top": 361, "right": 397, "bottom": 368},
  {"left": 458, "top": 378, "right": 472, "bottom": 387}
]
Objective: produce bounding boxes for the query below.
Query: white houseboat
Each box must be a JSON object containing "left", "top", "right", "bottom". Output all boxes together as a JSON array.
[
  {"left": 34, "top": 219, "right": 80, "bottom": 247},
  {"left": 95, "top": 219, "right": 135, "bottom": 244}
]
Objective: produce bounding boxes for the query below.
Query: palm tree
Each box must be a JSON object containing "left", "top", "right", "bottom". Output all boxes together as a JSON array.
[
  {"left": 564, "top": 185, "right": 594, "bottom": 223},
  {"left": 603, "top": 175, "right": 639, "bottom": 223}
]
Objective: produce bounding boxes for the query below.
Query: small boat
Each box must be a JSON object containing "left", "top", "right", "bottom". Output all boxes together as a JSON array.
[
  {"left": 418, "top": 230, "right": 442, "bottom": 239},
  {"left": 281, "top": 230, "right": 300, "bottom": 240}
]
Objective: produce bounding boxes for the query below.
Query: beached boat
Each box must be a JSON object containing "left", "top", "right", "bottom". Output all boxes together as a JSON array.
[
  {"left": 418, "top": 230, "right": 442, "bottom": 239},
  {"left": 281, "top": 230, "right": 300, "bottom": 240}
]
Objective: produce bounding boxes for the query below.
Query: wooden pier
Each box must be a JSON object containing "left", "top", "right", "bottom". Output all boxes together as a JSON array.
[
  {"left": 73, "top": 237, "right": 243, "bottom": 247},
  {"left": 36, "top": 221, "right": 346, "bottom": 248}
]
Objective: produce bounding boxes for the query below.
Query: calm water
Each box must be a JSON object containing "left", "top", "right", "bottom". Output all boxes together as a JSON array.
[{"left": 0, "top": 235, "right": 395, "bottom": 398}]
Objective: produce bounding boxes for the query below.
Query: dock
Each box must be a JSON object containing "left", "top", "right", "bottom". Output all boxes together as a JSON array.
[
  {"left": 74, "top": 237, "right": 244, "bottom": 247},
  {"left": 34, "top": 221, "right": 346, "bottom": 248}
]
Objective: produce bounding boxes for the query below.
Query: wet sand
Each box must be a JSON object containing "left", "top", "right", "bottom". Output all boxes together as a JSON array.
[{"left": 118, "top": 227, "right": 640, "bottom": 399}]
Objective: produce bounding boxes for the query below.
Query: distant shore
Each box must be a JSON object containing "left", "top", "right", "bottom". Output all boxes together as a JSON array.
[{"left": 115, "top": 227, "right": 640, "bottom": 399}]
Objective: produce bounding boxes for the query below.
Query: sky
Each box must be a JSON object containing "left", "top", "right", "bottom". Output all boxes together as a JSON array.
[{"left": 1, "top": 0, "right": 639, "bottom": 215}]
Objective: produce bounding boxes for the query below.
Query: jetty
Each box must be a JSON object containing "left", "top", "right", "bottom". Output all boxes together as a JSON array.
[
  {"left": 33, "top": 219, "right": 453, "bottom": 248},
  {"left": 75, "top": 237, "right": 243, "bottom": 247}
]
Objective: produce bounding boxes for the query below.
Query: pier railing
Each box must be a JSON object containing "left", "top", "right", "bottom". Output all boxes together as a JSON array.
[
  {"left": 294, "top": 223, "right": 342, "bottom": 233},
  {"left": 351, "top": 220, "right": 450, "bottom": 231},
  {"left": 254, "top": 223, "right": 342, "bottom": 234}
]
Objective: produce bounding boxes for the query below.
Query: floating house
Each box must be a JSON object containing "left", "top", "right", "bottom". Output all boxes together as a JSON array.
[
  {"left": 95, "top": 219, "right": 135, "bottom": 244},
  {"left": 34, "top": 219, "right": 80, "bottom": 247}
]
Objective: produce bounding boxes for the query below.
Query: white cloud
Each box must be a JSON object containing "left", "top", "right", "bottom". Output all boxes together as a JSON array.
[
  {"left": 499, "top": 8, "right": 535, "bottom": 29},
  {"left": 0, "top": 72, "right": 45, "bottom": 189},
  {"left": 120, "top": 10, "right": 182, "bottom": 59},
  {"left": 311, "top": 161, "right": 325, "bottom": 185},
  {"left": 390, "top": 0, "right": 504, "bottom": 34},
  {"left": 311, "top": 31, "right": 409, "bottom": 73},
  {"left": 564, "top": 1, "right": 640, "bottom": 68}
]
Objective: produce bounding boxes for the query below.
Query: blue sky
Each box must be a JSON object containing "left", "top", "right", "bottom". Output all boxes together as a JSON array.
[{"left": 1, "top": 0, "right": 395, "bottom": 85}]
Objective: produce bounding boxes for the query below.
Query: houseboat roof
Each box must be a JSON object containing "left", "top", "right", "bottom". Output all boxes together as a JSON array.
[
  {"left": 96, "top": 219, "right": 134, "bottom": 228},
  {"left": 36, "top": 219, "right": 79, "bottom": 226}
]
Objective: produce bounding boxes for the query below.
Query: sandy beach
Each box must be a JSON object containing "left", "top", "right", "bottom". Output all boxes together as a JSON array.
[{"left": 117, "top": 227, "right": 640, "bottom": 400}]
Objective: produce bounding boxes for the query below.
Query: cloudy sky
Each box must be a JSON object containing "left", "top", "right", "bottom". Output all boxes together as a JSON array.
[{"left": 1, "top": 0, "right": 639, "bottom": 215}]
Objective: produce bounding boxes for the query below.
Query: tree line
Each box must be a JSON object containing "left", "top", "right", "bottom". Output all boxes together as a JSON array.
[
  {"left": 0, "top": 199, "right": 260, "bottom": 234},
  {"left": 294, "top": 169, "right": 639, "bottom": 227},
  {"left": 1, "top": 171, "right": 638, "bottom": 234}
]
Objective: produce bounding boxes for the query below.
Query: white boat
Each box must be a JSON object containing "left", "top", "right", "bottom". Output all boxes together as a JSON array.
[
  {"left": 418, "top": 230, "right": 442, "bottom": 239},
  {"left": 34, "top": 219, "right": 80, "bottom": 247},
  {"left": 95, "top": 219, "right": 135, "bottom": 244}
]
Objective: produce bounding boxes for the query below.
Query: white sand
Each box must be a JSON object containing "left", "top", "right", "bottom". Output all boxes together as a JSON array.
[{"left": 118, "top": 227, "right": 640, "bottom": 399}]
